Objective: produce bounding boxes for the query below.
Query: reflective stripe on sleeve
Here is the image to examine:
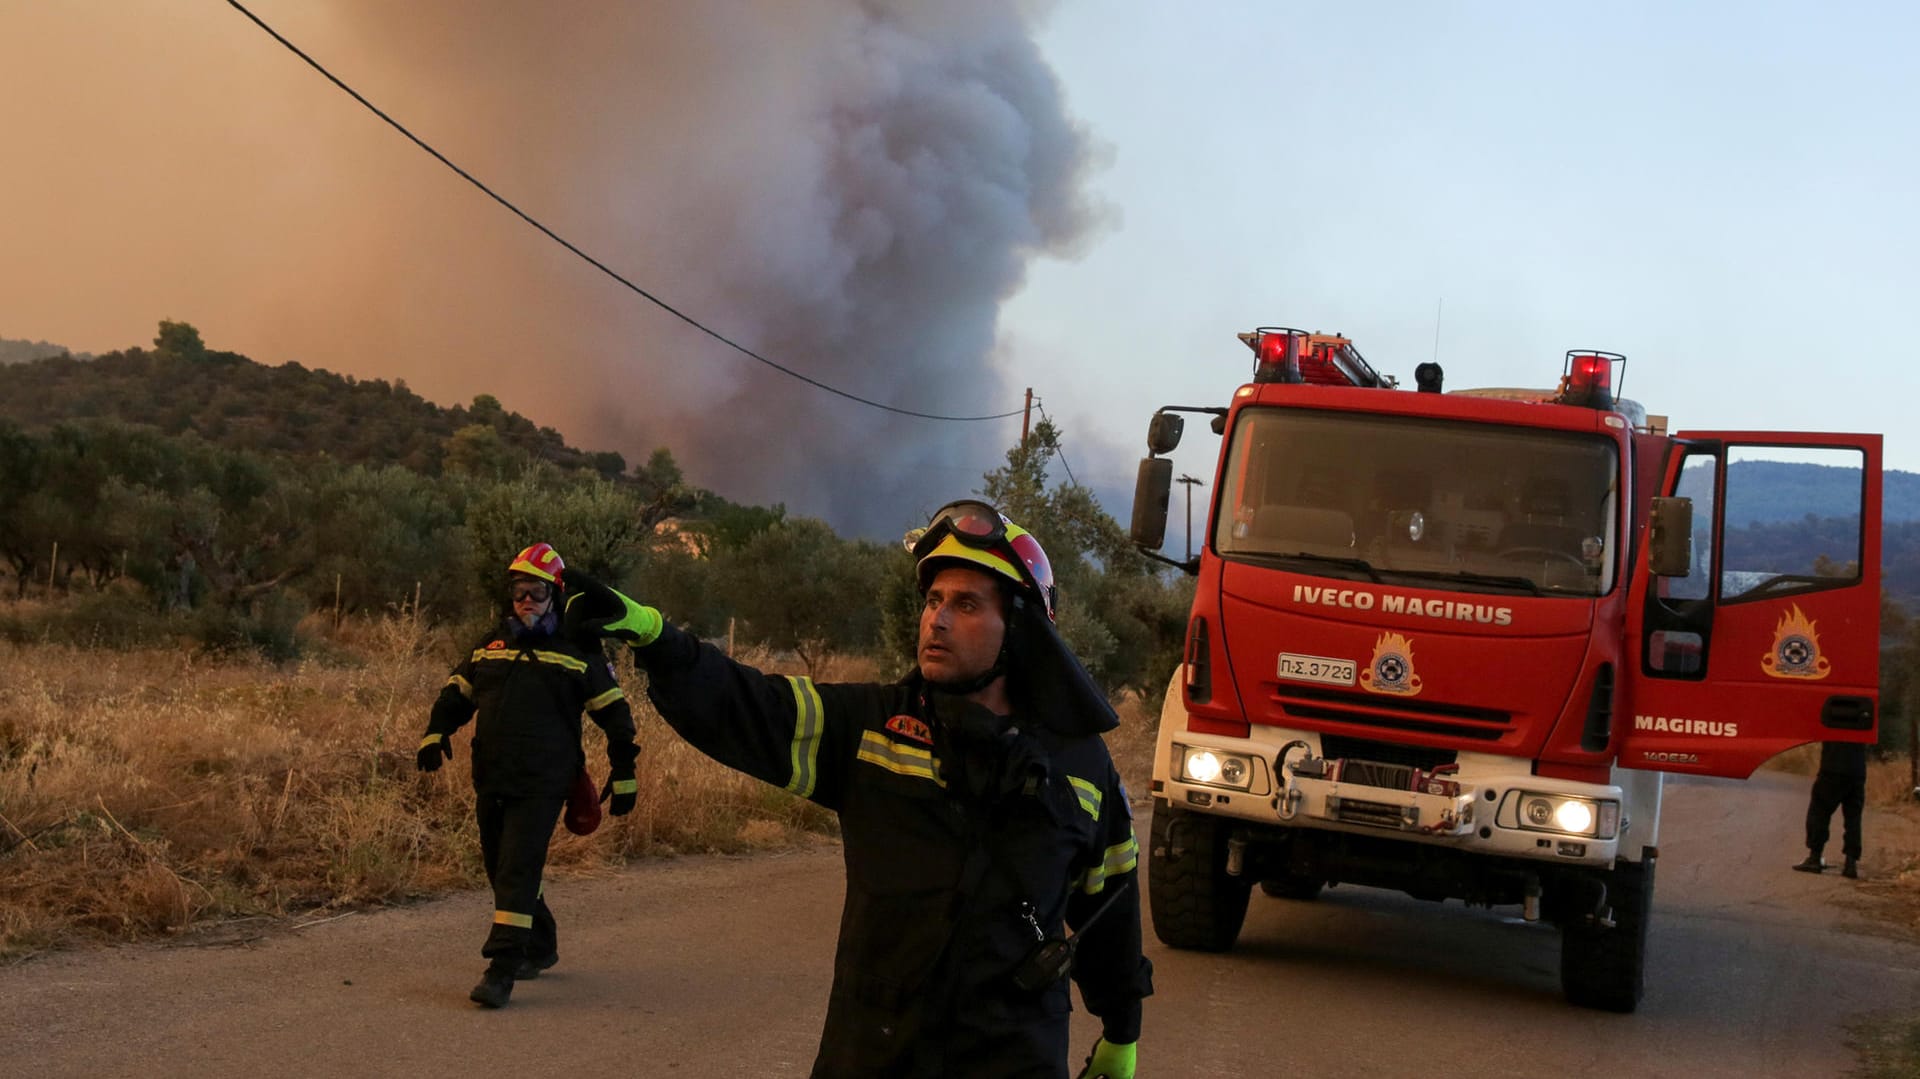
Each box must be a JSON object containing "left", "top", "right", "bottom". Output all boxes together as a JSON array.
[
  {"left": 493, "top": 910, "right": 534, "bottom": 928},
  {"left": 611, "top": 779, "right": 637, "bottom": 794},
  {"left": 1068, "top": 776, "right": 1103, "bottom": 821},
  {"left": 784, "top": 676, "right": 825, "bottom": 799},
  {"left": 855, "top": 730, "right": 945, "bottom": 788},
  {"left": 1079, "top": 834, "right": 1141, "bottom": 895},
  {"left": 418, "top": 733, "right": 444, "bottom": 750},
  {"left": 447, "top": 674, "right": 473, "bottom": 699},
  {"left": 585, "top": 687, "right": 625, "bottom": 712}
]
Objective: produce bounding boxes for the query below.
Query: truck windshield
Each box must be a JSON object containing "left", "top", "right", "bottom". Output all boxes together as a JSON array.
[{"left": 1214, "top": 408, "right": 1620, "bottom": 596}]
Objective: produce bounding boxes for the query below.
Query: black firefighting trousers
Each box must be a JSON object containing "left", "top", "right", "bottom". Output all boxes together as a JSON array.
[
  {"left": 1805, "top": 772, "right": 1865, "bottom": 860},
  {"left": 477, "top": 793, "right": 564, "bottom": 968}
]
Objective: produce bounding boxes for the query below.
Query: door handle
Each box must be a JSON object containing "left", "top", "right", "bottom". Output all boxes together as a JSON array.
[{"left": 1820, "top": 696, "right": 1874, "bottom": 731}]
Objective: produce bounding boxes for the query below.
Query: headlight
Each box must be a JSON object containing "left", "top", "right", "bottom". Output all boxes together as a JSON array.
[
  {"left": 1499, "top": 791, "right": 1619, "bottom": 839},
  {"left": 1179, "top": 745, "right": 1254, "bottom": 791},
  {"left": 1553, "top": 800, "right": 1594, "bottom": 834}
]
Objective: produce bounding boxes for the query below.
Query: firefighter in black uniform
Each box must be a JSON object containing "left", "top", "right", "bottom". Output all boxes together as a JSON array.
[
  {"left": 416, "top": 542, "right": 641, "bottom": 1008},
  {"left": 566, "top": 501, "right": 1151, "bottom": 1079},
  {"left": 1793, "top": 740, "right": 1868, "bottom": 879}
]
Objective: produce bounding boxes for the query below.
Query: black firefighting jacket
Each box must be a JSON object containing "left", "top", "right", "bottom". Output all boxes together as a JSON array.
[
  {"left": 636, "top": 622, "right": 1153, "bottom": 1079},
  {"left": 427, "top": 619, "right": 638, "bottom": 797}
]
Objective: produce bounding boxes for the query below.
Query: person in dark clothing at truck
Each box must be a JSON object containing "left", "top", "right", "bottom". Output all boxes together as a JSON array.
[
  {"left": 565, "top": 501, "right": 1152, "bottom": 1079},
  {"left": 417, "top": 542, "right": 641, "bottom": 1008},
  {"left": 1793, "top": 740, "right": 1868, "bottom": 879}
]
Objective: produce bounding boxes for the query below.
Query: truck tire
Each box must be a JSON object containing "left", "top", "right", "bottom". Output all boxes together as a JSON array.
[
  {"left": 1260, "top": 874, "right": 1324, "bottom": 901},
  {"left": 1147, "top": 802, "right": 1251, "bottom": 951},
  {"left": 1560, "top": 856, "right": 1654, "bottom": 1013}
]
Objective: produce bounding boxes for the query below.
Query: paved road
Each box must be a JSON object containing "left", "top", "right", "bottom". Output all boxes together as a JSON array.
[{"left": 3, "top": 771, "right": 1913, "bottom": 1078}]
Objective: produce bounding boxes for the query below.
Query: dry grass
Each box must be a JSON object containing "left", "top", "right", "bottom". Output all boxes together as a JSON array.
[
  {"left": 1106, "top": 690, "right": 1161, "bottom": 805},
  {"left": 0, "top": 619, "right": 840, "bottom": 959}
]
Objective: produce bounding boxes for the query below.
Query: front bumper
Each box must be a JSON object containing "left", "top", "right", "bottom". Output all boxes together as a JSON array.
[{"left": 1160, "top": 729, "right": 1624, "bottom": 867}]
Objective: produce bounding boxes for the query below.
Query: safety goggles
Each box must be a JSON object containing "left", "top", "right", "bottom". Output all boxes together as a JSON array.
[
  {"left": 509, "top": 580, "right": 553, "bottom": 603},
  {"left": 909, "top": 500, "right": 1037, "bottom": 587},
  {"left": 910, "top": 500, "right": 1010, "bottom": 558}
]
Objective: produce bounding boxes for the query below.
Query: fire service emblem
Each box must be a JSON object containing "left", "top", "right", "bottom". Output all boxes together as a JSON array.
[
  {"left": 1763, "top": 604, "right": 1830, "bottom": 680},
  {"left": 1360, "top": 631, "right": 1423, "bottom": 696}
]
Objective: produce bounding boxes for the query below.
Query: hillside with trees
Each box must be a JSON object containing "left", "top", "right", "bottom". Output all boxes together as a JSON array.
[
  {"left": 0, "top": 321, "right": 624, "bottom": 479},
  {"left": 0, "top": 321, "right": 1188, "bottom": 695}
]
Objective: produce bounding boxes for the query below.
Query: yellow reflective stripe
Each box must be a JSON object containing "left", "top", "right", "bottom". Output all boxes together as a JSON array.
[
  {"left": 1068, "top": 776, "right": 1102, "bottom": 821},
  {"left": 785, "top": 677, "right": 824, "bottom": 799},
  {"left": 1080, "top": 835, "right": 1141, "bottom": 896},
  {"left": 611, "top": 779, "right": 637, "bottom": 794},
  {"left": 855, "top": 730, "right": 946, "bottom": 788},
  {"left": 531, "top": 650, "right": 588, "bottom": 672},
  {"left": 493, "top": 910, "right": 534, "bottom": 928},
  {"left": 418, "top": 733, "right": 444, "bottom": 750},
  {"left": 585, "top": 687, "right": 625, "bottom": 712},
  {"left": 468, "top": 647, "right": 589, "bottom": 673},
  {"left": 447, "top": 674, "right": 473, "bottom": 699}
]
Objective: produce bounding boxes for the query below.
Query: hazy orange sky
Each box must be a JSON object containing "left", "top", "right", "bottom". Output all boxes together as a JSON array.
[{"left": 1, "top": 1, "right": 1102, "bottom": 533}]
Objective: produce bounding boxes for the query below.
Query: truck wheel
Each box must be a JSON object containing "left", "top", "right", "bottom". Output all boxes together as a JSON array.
[
  {"left": 1259, "top": 875, "right": 1324, "bottom": 901},
  {"left": 1147, "top": 803, "right": 1251, "bottom": 951},
  {"left": 1561, "top": 856, "right": 1655, "bottom": 1013}
]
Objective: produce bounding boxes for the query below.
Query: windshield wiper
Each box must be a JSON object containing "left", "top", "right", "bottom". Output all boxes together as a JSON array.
[
  {"left": 1235, "top": 551, "right": 1382, "bottom": 582},
  {"left": 1402, "top": 569, "right": 1543, "bottom": 595},
  {"left": 1374, "top": 568, "right": 1551, "bottom": 591}
]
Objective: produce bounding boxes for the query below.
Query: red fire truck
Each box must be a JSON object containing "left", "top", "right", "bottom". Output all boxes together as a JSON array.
[{"left": 1129, "top": 327, "right": 1882, "bottom": 1012}]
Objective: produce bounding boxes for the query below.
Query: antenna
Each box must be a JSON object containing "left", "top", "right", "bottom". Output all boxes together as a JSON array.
[{"left": 1431, "top": 298, "right": 1444, "bottom": 365}]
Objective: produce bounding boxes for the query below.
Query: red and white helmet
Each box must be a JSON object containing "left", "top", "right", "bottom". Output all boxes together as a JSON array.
[{"left": 508, "top": 542, "right": 565, "bottom": 585}]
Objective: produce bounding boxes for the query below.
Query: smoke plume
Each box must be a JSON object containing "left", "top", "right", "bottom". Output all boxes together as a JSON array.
[{"left": 0, "top": 1, "right": 1106, "bottom": 535}]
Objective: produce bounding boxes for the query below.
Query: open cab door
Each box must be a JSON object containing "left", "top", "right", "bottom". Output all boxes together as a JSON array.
[{"left": 1623, "top": 432, "right": 1881, "bottom": 778}]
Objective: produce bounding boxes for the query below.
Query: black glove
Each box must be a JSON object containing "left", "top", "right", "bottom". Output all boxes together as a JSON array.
[
  {"left": 562, "top": 570, "right": 663, "bottom": 647},
  {"left": 416, "top": 733, "right": 453, "bottom": 772},
  {"left": 604, "top": 764, "right": 638, "bottom": 816}
]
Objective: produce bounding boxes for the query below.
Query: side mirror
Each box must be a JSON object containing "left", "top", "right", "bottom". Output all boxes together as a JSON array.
[
  {"left": 1648, "top": 496, "right": 1693, "bottom": 577},
  {"left": 1131, "top": 456, "right": 1174, "bottom": 549},
  {"left": 1146, "top": 412, "right": 1184, "bottom": 455}
]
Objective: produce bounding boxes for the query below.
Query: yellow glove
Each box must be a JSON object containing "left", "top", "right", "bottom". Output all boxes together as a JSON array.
[{"left": 1076, "top": 1038, "right": 1136, "bottom": 1079}]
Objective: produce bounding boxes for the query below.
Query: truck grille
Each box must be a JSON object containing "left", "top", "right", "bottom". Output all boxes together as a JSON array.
[
  {"left": 1319, "top": 735, "right": 1455, "bottom": 771},
  {"left": 1271, "top": 685, "right": 1512, "bottom": 742}
]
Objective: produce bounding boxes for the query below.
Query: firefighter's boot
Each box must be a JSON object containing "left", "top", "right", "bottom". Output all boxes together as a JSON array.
[
  {"left": 515, "top": 951, "right": 559, "bottom": 979},
  {"left": 1842, "top": 857, "right": 1859, "bottom": 879},
  {"left": 1792, "top": 850, "right": 1825, "bottom": 874},
  {"left": 469, "top": 965, "right": 515, "bottom": 1008}
]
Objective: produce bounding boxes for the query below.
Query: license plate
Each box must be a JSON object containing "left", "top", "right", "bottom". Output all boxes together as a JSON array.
[{"left": 1277, "top": 652, "right": 1356, "bottom": 686}]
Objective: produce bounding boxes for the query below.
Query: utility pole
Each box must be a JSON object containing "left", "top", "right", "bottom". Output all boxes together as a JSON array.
[
  {"left": 1176, "top": 475, "right": 1202, "bottom": 561},
  {"left": 1021, "top": 387, "right": 1033, "bottom": 445}
]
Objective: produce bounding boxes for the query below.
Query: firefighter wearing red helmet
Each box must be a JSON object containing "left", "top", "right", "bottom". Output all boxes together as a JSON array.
[
  {"left": 417, "top": 542, "right": 641, "bottom": 1009},
  {"left": 564, "top": 502, "right": 1151, "bottom": 1078}
]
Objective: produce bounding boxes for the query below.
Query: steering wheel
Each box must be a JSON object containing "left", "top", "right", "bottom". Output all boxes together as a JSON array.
[{"left": 1496, "top": 546, "right": 1588, "bottom": 571}]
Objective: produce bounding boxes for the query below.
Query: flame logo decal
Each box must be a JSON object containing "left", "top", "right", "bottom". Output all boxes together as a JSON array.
[
  {"left": 1762, "top": 604, "right": 1830, "bottom": 680},
  {"left": 1360, "top": 631, "right": 1423, "bottom": 696}
]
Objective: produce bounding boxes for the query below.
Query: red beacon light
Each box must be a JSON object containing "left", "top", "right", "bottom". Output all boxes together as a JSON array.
[
  {"left": 1251, "top": 328, "right": 1305, "bottom": 384},
  {"left": 1560, "top": 350, "right": 1624, "bottom": 410},
  {"left": 1239, "top": 325, "right": 1395, "bottom": 387}
]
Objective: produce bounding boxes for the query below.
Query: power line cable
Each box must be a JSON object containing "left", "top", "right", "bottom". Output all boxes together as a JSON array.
[
  {"left": 1033, "top": 400, "right": 1079, "bottom": 487},
  {"left": 224, "top": 0, "right": 1024, "bottom": 424}
]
